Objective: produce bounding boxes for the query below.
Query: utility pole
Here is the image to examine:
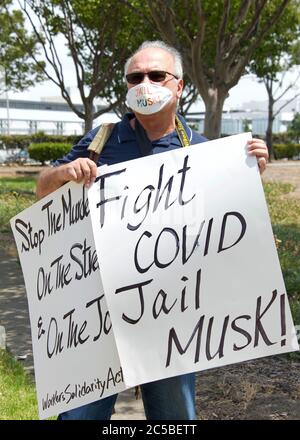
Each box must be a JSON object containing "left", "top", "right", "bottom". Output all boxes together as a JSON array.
[
  {"left": 0, "top": 68, "right": 10, "bottom": 135},
  {"left": 5, "top": 70, "right": 10, "bottom": 135}
]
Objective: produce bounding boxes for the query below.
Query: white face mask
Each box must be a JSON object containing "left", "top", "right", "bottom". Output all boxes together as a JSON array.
[{"left": 126, "top": 83, "right": 173, "bottom": 115}]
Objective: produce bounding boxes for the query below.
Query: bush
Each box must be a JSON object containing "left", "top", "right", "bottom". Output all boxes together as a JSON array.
[
  {"left": 272, "top": 132, "right": 295, "bottom": 145},
  {"left": 288, "top": 112, "right": 300, "bottom": 143},
  {"left": 273, "top": 143, "right": 300, "bottom": 159},
  {"left": 0, "top": 132, "right": 81, "bottom": 150},
  {"left": 28, "top": 142, "right": 72, "bottom": 164},
  {"left": 29, "top": 132, "right": 81, "bottom": 145},
  {"left": 0, "top": 135, "right": 32, "bottom": 150}
]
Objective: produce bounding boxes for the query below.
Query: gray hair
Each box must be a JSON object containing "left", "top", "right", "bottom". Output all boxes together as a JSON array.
[{"left": 124, "top": 40, "right": 183, "bottom": 79}]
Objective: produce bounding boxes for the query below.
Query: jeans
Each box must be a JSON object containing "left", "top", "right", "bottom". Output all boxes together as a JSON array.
[{"left": 58, "top": 373, "right": 196, "bottom": 420}]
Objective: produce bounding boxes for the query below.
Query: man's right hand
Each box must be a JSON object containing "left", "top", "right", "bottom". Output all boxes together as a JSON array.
[
  {"left": 60, "top": 158, "right": 98, "bottom": 187},
  {"left": 36, "top": 158, "right": 98, "bottom": 200}
]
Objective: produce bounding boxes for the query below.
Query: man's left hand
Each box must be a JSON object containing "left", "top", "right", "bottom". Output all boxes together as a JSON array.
[{"left": 247, "top": 138, "right": 269, "bottom": 174}]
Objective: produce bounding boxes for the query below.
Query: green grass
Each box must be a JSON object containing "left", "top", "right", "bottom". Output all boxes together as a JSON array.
[
  {"left": 0, "top": 177, "right": 36, "bottom": 193},
  {"left": 0, "top": 177, "right": 40, "bottom": 419},
  {"left": 264, "top": 181, "right": 300, "bottom": 226},
  {"left": 263, "top": 182, "right": 300, "bottom": 297},
  {"left": 0, "top": 349, "right": 39, "bottom": 420},
  {"left": 0, "top": 177, "right": 36, "bottom": 232},
  {"left": 263, "top": 181, "right": 300, "bottom": 338},
  {"left": 0, "top": 349, "right": 56, "bottom": 420}
]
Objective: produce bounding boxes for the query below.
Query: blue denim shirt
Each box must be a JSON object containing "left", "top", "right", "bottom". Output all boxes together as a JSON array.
[{"left": 53, "top": 113, "right": 207, "bottom": 167}]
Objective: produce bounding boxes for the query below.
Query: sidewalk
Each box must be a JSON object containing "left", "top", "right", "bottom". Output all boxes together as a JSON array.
[{"left": 0, "top": 245, "right": 145, "bottom": 420}]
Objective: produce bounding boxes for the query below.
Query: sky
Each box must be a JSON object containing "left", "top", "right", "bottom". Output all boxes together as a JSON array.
[
  {"left": 9, "top": 73, "right": 260, "bottom": 107},
  {"left": 7, "top": 32, "right": 299, "bottom": 113},
  {"left": 9, "top": 69, "right": 299, "bottom": 114}
]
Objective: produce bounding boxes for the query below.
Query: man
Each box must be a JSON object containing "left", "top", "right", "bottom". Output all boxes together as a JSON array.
[{"left": 36, "top": 41, "right": 269, "bottom": 420}]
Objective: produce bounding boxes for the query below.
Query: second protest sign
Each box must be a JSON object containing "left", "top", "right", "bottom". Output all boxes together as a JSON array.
[{"left": 88, "top": 133, "right": 299, "bottom": 387}]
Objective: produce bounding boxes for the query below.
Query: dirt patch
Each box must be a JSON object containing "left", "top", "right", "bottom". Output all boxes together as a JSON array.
[
  {"left": 196, "top": 356, "right": 300, "bottom": 420},
  {"left": 0, "top": 232, "right": 17, "bottom": 256},
  {"left": 0, "top": 164, "right": 44, "bottom": 178},
  {"left": 262, "top": 161, "right": 300, "bottom": 199}
]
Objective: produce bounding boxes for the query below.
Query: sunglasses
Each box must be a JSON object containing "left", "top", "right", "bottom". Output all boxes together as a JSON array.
[{"left": 126, "top": 70, "right": 179, "bottom": 85}]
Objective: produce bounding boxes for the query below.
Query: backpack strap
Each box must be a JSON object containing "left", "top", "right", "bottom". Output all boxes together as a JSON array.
[{"left": 88, "top": 123, "right": 115, "bottom": 164}]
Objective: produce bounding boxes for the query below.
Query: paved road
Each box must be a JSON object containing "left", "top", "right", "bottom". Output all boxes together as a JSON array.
[
  {"left": 0, "top": 245, "right": 145, "bottom": 420},
  {"left": 0, "top": 247, "right": 34, "bottom": 373}
]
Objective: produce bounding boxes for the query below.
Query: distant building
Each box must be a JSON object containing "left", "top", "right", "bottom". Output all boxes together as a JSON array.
[
  {"left": 186, "top": 109, "right": 294, "bottom": 136},
  {"left": 185, "top": 96, "right": 299, "bottom": 136},
  {"left": 0, "top": 95, "right": 298, "bottom": 137},
  {"left": 0, "top": 97, "right": 119, "bottom": 135}
]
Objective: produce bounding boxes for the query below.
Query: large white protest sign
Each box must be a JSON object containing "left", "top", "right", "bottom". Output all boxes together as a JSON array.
[
  {"left": 88, "top": 133, "right": 299, "bottom": 387},
  {"left": 10, "top": 176, "right": 126, "bottom": 419}
]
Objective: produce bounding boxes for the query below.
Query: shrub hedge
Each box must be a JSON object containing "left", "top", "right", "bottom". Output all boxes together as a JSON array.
[
  {"left": 273, "top": 143, "right": 300, "bottom": 159},
  {"left": 28, "top": 142, "right": 72, "bottom": 164},
  {"left": 1, "top": 133, "right": 300, "bottom": 161},
  {"left": 0, "top": 132, "right": 81, "bottom": 150},
  {"left": 272, "top": 132, "right": 296, "bottom": 144}
]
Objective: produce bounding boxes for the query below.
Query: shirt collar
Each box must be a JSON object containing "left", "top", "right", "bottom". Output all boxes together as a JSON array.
[
  {"left": 118, "top": 113, "right": 137, "bottom": 143},
  {"left": 117, "top": 112, "right": 192, "bottom": 144}
]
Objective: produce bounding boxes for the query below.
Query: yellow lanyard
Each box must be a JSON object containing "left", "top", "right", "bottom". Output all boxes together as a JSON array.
[{"left": 175, "top": 115, "right": 191, "bottom": 147}]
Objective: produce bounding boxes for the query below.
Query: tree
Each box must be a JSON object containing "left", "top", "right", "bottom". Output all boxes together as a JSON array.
[
  {"left": 260, "top": 59, "right": 299, "bottom": 158},
  {"left": 145, "top": 0, "right": 291, "bottom": 139},
  {"left": 250, "top": 2, "right": 300, "bottom": 157},
  {"left": 178, "top": 77, "right": 200, "bottom": 117},
  {"left": 16, "top": 0, "right": 158, "bottom": 134},
  {"left": 0, "top": 0, "right": 44, "bottom": 93}
]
